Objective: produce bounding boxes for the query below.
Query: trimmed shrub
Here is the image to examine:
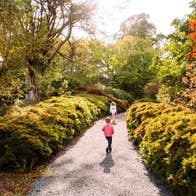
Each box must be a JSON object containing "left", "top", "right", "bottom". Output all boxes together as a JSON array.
[
  {"left": 0, "top": 94, "right": 110, "bottom": 171},
  {"left": 75, "top": 93, "right": 110, "bottom": 117},
  {"left": 74, "top": 86, "right": 129, "bottom": 112},
  {"left": 104, "top": 87, "right": 134, "bottom": 103},
  {"left": 134, "top": 98, "right": 159, "bottom": 103},
  {"left": 126, "top": 102, "right": 167, "bottom": 145},
  {"left": 126, "top": 102, "right": 196, "bottom": 195}
]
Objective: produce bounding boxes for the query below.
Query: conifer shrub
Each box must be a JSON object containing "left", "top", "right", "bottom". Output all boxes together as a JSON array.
[
  {"left": 0, "top": 94, "right": 110, "bottom": 171},
  {"left": 76, "top": 93, "right": 110, "bottom": 117},
  {"left": 126, "top": 102, "right": 167, "bottom": 145},
  {"left": 104, "top": 87, "right": 134, "bottom": 103},
  {"left": 74, "top": 86, "right": 129, "bottom": 112},
  {"left": 126, "top": 102, "right": 196, "bottom": 195}
]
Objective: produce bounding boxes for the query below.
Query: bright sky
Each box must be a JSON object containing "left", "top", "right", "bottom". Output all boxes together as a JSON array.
[{"left": 94, "top": 0, "right": 191, "bottom": 42}]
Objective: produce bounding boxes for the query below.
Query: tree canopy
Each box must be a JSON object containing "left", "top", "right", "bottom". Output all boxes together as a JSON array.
[
  {"left": 0, "top": 0, "right": 94, "bottom": 109},
  {"left": 0, "top": 0, "right": 195, "bottom": 114},
  {"left": 116, "top": 13, "right": 156, "bottom": 39}
]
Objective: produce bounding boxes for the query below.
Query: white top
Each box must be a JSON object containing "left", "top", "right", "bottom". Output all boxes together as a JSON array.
[{"left": 110, "top": 105, "right": 117, "bottom": 114}]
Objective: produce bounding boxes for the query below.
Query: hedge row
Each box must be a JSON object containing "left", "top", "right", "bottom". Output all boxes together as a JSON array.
[
  {"left": 0, "top": 94, "right": 110, "bottom": 171},
  {"left": 74, "top": 86, "right": 129, "bottom": 111},
  {"left": 126, "top": 102, "right": 196, "bottom": 195},
  {"left": 103, "top": 87, "right": 134, "bottom": 103}
]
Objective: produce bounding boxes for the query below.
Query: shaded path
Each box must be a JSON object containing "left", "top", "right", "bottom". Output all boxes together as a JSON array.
[{"left": 28, "top": 114, "right": 173, "bottom": 196}]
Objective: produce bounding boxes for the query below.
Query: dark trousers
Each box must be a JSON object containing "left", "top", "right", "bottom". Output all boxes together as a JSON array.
[{"left": 106, "top": 136, "right": 112, "bottom": 149}]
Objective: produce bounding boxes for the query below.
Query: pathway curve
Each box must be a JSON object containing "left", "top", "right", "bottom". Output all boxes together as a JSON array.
[{"left": 28, "top": 114, "right": 173, "bottom": 196}]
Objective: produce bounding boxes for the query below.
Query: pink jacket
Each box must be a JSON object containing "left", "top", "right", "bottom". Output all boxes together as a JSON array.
[{"left": 102, "top": 123, "right": 114, "bottom": 137}]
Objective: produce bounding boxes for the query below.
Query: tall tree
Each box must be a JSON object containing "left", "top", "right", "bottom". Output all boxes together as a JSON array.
[
  {"left": 112, "top": 36, "right": 156, "bottom": 98},
  {"left": 116, "top": 13, "right": 156, "bottom": 39},
  {"left": 0, "top": 0, "right": 94, "bottom": 104}
]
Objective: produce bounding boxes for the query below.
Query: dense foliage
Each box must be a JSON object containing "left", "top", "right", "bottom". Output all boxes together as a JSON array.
[
  {"left": 74, "top": 86, "right": 129, "bottom": 111},
  {"left": 104, "top": 87, "right": 134, "bottom": 103},
  {"left": 151, "top": 1, "right": 196, "bottom": 110},
  {"left": 0, "top": 93, "right": 111, "bottom": 171},
  {"left": 0, "top": 0, "right": 94, "bottom": 111},
  {"left": 112, "top": 36, "right": 156, "bottom": 98},
  {"left": 126, "top": 102, "right": 196, "bottom": 195}
]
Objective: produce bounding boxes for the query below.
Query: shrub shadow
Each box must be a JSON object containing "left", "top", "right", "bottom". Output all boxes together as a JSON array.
[{"left": 130, "top": 144, "right": 174, "bottom": 196}]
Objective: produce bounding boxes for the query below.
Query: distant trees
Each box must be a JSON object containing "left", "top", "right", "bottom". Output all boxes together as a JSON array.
[
  {"left": 111, "top": 13, "right": 157, "bottom": 98},
  {"left": 111, "top": 36, "right": 156, "bottom": 98},
  {"left": 72, "top": 13, "right": 159, "bottom": 99},
  {"left": 116, "top": 13, "right": 156, "bottom": 39}
]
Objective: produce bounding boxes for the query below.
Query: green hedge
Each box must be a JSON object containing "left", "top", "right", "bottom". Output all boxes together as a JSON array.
[
  {"left": 73, "top": 86, "right": 129, "bottom": 112},
  {"left": 126, "top": 102, "right": 196, "bottom": 195},
  {"left": 104, "top": 87, "right": 134, "bottom": 103},
  {"left": 0, "top": 94, "right": 110, "bottom": 171}
]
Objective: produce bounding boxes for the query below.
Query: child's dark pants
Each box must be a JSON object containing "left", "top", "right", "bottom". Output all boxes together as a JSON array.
[{"left": 106, "top": 136, "right": 112, "bottom": 150}]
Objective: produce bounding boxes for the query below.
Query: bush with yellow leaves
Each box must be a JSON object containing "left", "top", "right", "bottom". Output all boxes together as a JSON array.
[
  {"left": 0, "top": 94, "right": 110, "bottom": 171},
  {"left": 126, "top": 102, "right": 196, "bottom": 195}
]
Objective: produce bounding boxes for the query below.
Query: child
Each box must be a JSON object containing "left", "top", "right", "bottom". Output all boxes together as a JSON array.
[
  {"left": 110, "top": 102, "right": 117, "bottom": 124},
  {"left": 102, "top": 117, "right": 114, "bottom": 153}
]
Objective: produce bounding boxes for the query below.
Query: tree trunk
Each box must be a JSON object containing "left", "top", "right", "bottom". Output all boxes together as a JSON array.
[{"left": 25, "top": 66, "right": 39, "bottom": 104}]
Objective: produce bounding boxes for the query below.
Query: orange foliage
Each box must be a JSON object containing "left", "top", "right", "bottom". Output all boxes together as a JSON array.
[
  {"left": 189, "top": 19, "right": 196, "bottom": 32},
  {"left": 188, "top": 19, "right": 196, "bottom": 58}
]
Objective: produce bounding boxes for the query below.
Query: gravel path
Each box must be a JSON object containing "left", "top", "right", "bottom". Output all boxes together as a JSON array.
[{"left": 28, "top": 113, "right": 173, "bottom": 196}]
